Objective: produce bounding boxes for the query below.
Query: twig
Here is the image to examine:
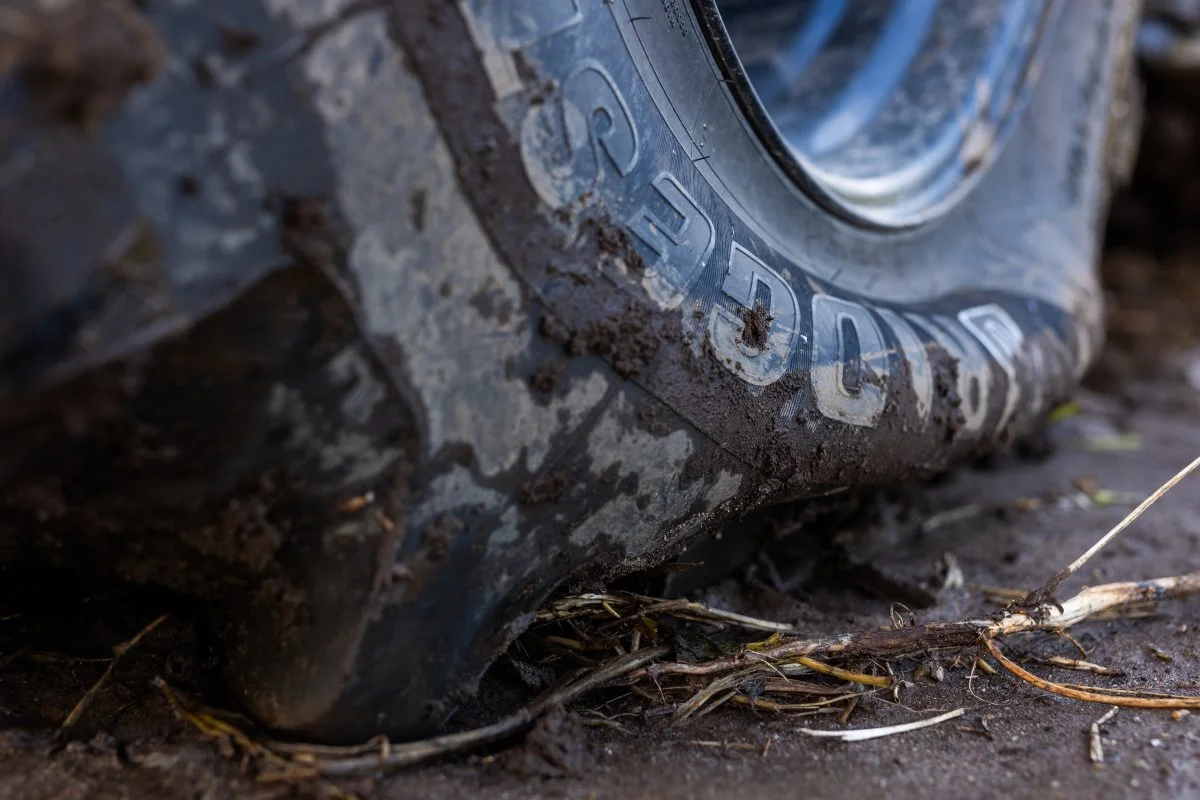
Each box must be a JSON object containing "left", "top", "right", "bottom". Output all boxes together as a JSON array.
[
  {"left": 156, "top": 680, "right": 358, "bottom": 799},
  {"left": 645, "top": 572, "right": 1200, "bottom": 680},
  {"left": 920, "top": 505, "right": 983, "bottom": 532},
  {"left": 729, "top": 695, "right": 857, "bottom": 713},
  {"left": 789, "top": 655, "right": 890, "bottom": 687},
  {"left": 989, "top": 573, "right": 1200, "bottom": 635},
  {"left": 650, "top": 600, "right": 798, "bottom": 633},
  {"left": 761, "top": 677, "right": 858, "bottom": 696},
  {"left": 983, "top": 639, "right": 1200, "bottom": 709},
  {"left": 539, "top": 593, "right": 798, "bottom": 633},
  {"left": 1024, "top": 454, "right": 1200, "bottom": 606},
  {"left": 1044, "top": 656, "right": 1124, "bottom": 676},
  {"left": 1057, "top": 684, "right": 1194, "bottom": 699},
  {"left": 691, "top": 689, "right": 737, "bottom": 720},
  {"left": 313, "top": 645, "right": 670, "bottom": 777},
  {"left": 838, "top": 694, "right": 860, "bottom": 725},
  {"left": 57, "top": 614, "right": 168, "bottom": 738},
  {"left": 797, "top": 708, "right": 964, "bottom": 742},
  {"left": 1089, "top": 706, "right": 1118, "bottom": 764},
  {"left": 157, "top": 679, "right": 298, "bottom": 771},
  {"left": 689, "top": 739, "right": 757, "bottom": 751},
  {"left": 673, "top": 665, "right": 770, "bottom": 722}
]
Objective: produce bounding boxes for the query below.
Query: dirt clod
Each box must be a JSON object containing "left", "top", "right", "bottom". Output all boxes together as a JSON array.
[
  {"left": 574, "top": 306, "right": 659, "bottom": 379},
  {"left": 278, "top": 195, "right": 354, "bottom": 292},
  {"left": 529, "top": 361, "right": 565, "bottom": 396},
  {"left": 739, "top": 303, "right": 772, "bottom": 351},
  {"left": 538, "top": 302, "right": 659, "bottom": 379},
  {"left": 421, "top": 514, "right": 463, "bottom": 561},
  {"left": 503, "top": 708, "right": 592, "bottom": 779},
  {"left": 519, "top": 470, "right": 571, "bottom": 507},
  {"left": 409, "top": 187, "right": 428, "bottom": 233},
  {"left": 217, "top": 26, "right": 259, "bottom": 58},
  {"left": 582, "top": 217, "right": 646, "bottom": 275},
  {"left": 5, "top": 0, "right": 164, "bottom": 128}
]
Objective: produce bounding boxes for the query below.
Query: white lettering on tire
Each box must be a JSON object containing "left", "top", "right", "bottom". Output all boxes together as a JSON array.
[
  {"left": 958, "top": 304, "right": 1025, "bottom": 434},
  {"left": 876, "top": 307, "right": 933, "bottom": 423},
  {"left": 627, "top": 172, "right": 715, "bottom": 309},
  {"left": 810, "top": 295, "right": 890, "bottom": 427},
  {"left": 708, "top": 243, "right": 801, "bottom": 386},
  {"left": 918, "top": 313, "right": 992, "bottom": 435},
  {"left": 519, "top": 61, "right": 640, "bottom": 208}
]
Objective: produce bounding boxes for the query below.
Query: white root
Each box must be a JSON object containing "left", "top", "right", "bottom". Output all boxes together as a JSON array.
[{"left": 797, "top": 708, "right": 965, "bottom": 742}]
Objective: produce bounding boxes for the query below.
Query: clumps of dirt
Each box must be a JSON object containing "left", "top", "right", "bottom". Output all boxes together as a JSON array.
[
  {"left": 419, "top": 514, "right": 463, "bottom": 561},
  {"left": 468, "top": 283, "right": 516, "bottom": 325},
  {"left": 539, "top": 304, "right": 659, "bottom": 379},
  {"left": 519, "top": 469, "right": 571, "bottom": 507},
  {"left": 635, "top": 402, "right": 671, "bottom": 437},
  {"left": 409, "top": 187, "right": 428, "bottom": 232},
  {"left": 275, "top": 194, "right": 365, "bottom": 305},
  {"left": 753, "top": 439, "right": 796, "bottom": 481},
  {"left": 578, "top": 308, "right": 659, "bottom": 378},
  {"left": 582, "top": 216, "right": 646, "bottom": 275},
  {"left": 502, "top": 708, "right": 593, "bottom": 779},
  {"left": 529, "top": 360, "right": 565, "bottom": 396},
  {"left": 511, "top": 49, "right": 558, "bottom": 107},
  {"left": 739, "top": 303, "right": 772, "bottom": 350},
  {"left": 2, "top": 0, "right": 164, "bottom": 128},
  {"left": 4, "top": 479, "right": 67, "bottom": 523},
  {"left": 930, "top": 350, "right": 967, "bottom": 444},
  {"left": 538, "top": 313, "right": 572, "bottom": 347},
  {"left": 383, "top": 512, "right": 464, "bottom": 604},
  {"left": 216, "top": 25, "right": 260, "bottom": 58},
  {"left": 278, "top": 196, "right": 348, "bottom": 272},
  {"left": 179, "top": 493, "right": 283, "bottom": 574},
  {"left": 532, "top": 213, "right": 663, "bottom": 378}
]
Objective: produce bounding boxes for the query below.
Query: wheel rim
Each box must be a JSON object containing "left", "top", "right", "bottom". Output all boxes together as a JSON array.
[{"left": 698, "top": 0, "right": 1061, "bottom": 228}]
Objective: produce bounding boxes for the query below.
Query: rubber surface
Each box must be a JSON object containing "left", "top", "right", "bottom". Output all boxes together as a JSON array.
[{"left": 0, "top": 0, "right": 1140, "bottom": 742}]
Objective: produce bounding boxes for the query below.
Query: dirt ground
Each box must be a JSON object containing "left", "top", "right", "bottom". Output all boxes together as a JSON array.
[{"left": 4, "top": 60, "right": 1200, "bottom": 800}]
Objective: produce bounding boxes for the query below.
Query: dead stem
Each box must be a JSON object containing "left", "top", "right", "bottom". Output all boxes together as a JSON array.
[
  {"left": 983, "top": 639, "right": 1200, "bottom": 709},
  {"left": 1024, "top": 454, "right": 1200, "bottom": 606},
  {"left": 57, "top": 613, "right": 168, "bottom": 738},
  {"left": 644, "top": 572, "right": 1200, "bottom": 680},
  {"left": 673, "top": 665, "right": 772, "bottom": 722},
  {"left": 541, "top": 592, "right": 798, "bottom": 634},
  {"left": 730, "top": 695, "right": 856, "bottom": 713},
  {"left": 313, "top": 645, "right": 670, "bottom": 777},
  {"left": 789, "top": 655, "right": 890, "bottom": 687},
  {"left": 1043, "top": 656, "right": 1124, "bottom": 676}
]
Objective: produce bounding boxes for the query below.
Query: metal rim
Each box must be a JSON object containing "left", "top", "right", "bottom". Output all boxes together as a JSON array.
[{"left": 696, "top": 0, "right": 1062, "bottom": 229}]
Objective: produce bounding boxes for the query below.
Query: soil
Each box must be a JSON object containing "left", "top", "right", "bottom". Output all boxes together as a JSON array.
[
  {"left": 5, "top": 379, "right": 1200, "bottom": 800},
  {"left": 519, "top": 470, "right": 572, "bottom": 507},
  {"left": 10, "top": 0, "right": 164, "bottom": 128},
  {"left": 4, "top": 47, "right": 1200, "bottom": 800},
  {"left": 739, "top": 304, "right": 773, "bottom": 351}
]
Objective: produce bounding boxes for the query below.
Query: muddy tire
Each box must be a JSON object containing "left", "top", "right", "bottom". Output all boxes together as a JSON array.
[{"left": 0, "top": 0, "right": 1139, "bottom": 741}]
